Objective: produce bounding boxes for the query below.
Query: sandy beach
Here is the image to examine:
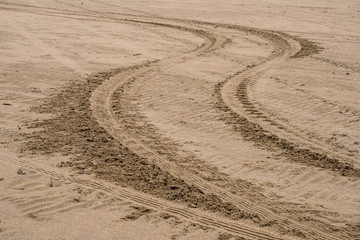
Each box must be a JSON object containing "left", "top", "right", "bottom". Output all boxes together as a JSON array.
[{"left": 0, "top": 0, "right": 359, "bottom": 239}]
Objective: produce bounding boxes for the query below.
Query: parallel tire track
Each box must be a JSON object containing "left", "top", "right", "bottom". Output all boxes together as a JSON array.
[
  {"left": 1, "top": 2, "right": 357, "bottom": 239},
  {"left": 92, "top": 18, "right": 351, "bottom": 240},
  {"left": 0, "top": 4, "right": 281, "bottom": 238},
  {"left": 214, "top": 26, "right": 359, "bottom": 176},
  {"left": 0, "top": 154, "right": 281, "bottom": 240}
]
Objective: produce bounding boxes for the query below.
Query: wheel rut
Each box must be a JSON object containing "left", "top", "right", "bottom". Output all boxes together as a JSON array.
[
  {"left": 4, "top": 2, "right": 358, "bottom": 239},
  {"left": 90, "top": 16, "right": 354, "bottom": 240},
  {"left": 0, "top": 154, "right": 281, "bottom": 240}
]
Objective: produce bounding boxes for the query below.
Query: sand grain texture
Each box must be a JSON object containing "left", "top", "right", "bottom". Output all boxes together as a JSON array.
[{"left": 0, "top": 0, "right": 359, "bottom": 239}]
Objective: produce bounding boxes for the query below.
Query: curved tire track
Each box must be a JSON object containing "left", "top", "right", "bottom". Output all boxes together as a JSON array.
[
  {"left": 1, "top": 2, "right": 357, "bottom": 239},
  {"left": 90, "top": 16, "right": 351, "bottom": 240},
  {"left": 0, "top": 154, "right": 281, "bottom": 240},
  {"left": 216, "top": 27, "right": 359, "bottom": 175}
]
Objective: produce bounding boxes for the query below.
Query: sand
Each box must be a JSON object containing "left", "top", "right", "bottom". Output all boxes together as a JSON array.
[{"left": 0, "top": 0, "right": 359, "bottom": 239}]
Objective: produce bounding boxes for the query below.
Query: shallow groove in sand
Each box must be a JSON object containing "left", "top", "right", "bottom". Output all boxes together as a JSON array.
[
  {"left": 4, "top": 2, "right": 358, "bottom": 239},
  {"left": 0, "top": 154, "right": 281, "bottom": 240}
]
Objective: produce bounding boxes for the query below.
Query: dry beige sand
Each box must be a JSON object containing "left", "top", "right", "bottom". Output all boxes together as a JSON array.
[{"left": 0, "top": 0, "right": 359, "bottom": 239}]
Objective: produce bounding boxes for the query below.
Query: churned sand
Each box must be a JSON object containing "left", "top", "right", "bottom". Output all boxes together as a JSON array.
[{"left": 0, "top": 0, "right": 359, "bottom": 239}]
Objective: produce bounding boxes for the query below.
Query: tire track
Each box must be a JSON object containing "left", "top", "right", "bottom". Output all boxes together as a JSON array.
[
  {"left": 2, "top": 3, "right": 291, "bottom": 236},
  {"left": 96, "top": 20, "right": 354, "bottom": 240},
  {"left": 90, "top": 19, "right": 279, "bottom": 226},
  {"left": 239, "top": 66, "right": 359, "bottom": 162},
  {"left": 5, "top": 4, "right": 280, "bottom": 237},
  {"left": 40, "top": 3, "right": 356, "bottom": 238},
  {"left": 253, "top": 60, "right": 360, "bottom": 159},
  {"left": 0, "top": 154, "right": 281, "bottom": 240},
  {"left": 3, "top": 2, "right": 358, "bottom": 239},
  {"left": 90, "top": 16, "right": 278, "bottom": 223},
  {"left": 312, "top": 56, "right": 360, "bottom": 73},
  {"left": 132, "top": 41, "right": 360, "bottom": 222},
  {"left": 70, "top": 4, "right": 360, "bottom": 173},
  {"left": 68, "top": 4, "right": 360, "bottom": 171},
  {"left": 215, "top": 26, "right": 360, "bottom": 177}
]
